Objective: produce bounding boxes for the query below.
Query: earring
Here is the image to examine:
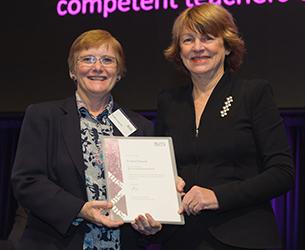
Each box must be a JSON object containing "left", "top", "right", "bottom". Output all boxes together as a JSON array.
[
  {"left": 69, "top": 71, "right": 77, "bottom": 81},
  {"left": 116, "top": 75, "right": 121, "bottom": 81},
  {"left": 70, "top": 75, "right": 77, "bottom": 82}
]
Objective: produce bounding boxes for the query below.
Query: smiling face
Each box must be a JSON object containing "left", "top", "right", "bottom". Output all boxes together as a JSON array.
[
  {"left": 72, "top": 44, "right": 119, "bottom": 101},
  {"left": 179, "top": 30, "right": 230, "bottom": 78}
]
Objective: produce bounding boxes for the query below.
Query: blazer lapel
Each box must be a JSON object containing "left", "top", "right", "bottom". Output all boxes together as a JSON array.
[{"left": 60, "top": 97, "right": 86, "bottom": 180}]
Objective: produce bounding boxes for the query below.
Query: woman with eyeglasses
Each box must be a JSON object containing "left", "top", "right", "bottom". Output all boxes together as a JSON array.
[{"left": 11, "top": 29, "right": 161, "bottom": 250}]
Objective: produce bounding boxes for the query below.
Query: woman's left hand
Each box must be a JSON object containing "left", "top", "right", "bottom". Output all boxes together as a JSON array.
[
  {"left": 180, "top": 186, "right": 219, "bottom": 215},
  {"left": 131, "top": 213, "right": 162, "bottom": 235}
]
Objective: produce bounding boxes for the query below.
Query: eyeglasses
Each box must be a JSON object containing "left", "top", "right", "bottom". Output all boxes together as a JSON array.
[{"left": 77, "top": 55, "right": 117, "bottom": 67}]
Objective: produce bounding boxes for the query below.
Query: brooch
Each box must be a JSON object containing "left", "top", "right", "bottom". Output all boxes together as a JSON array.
[{"left": 220, "top": 96, "right": 233, "bottom": 117}]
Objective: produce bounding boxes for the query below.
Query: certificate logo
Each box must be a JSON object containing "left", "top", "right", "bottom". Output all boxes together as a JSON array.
[{"left": 154, "top": 141, "right": 166, "bottom": 147}]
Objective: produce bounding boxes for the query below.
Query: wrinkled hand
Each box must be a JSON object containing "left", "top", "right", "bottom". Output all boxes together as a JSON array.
[
  {"left": 179, "top": 186, "right": 219, "bottom": 215},
  {"left": 79, "top": 200, "right": 124, "bottom": 228},
  {"left": 131, "top": 213, "right": 162, "bottom": 236}
]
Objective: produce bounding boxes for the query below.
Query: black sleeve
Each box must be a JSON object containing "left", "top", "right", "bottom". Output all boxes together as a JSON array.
[
  {"left": 11, "top": 104, "right": 85, "bottom": 235},
  {"left": 213, "top": 81, "right": 295, "bottom": 211}
]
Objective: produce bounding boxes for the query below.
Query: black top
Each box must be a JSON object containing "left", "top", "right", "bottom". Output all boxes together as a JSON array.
[
  {"left": 155, "top": 72, "right": 294, "bottom": 249},
  {"left": 11, "top": 96, "right": 153, "bottom": 250}
]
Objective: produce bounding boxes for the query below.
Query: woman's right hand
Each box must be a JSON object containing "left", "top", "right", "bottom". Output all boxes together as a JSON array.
[{"left": 79, "top": 200, "right": 124, "bottom": 228}]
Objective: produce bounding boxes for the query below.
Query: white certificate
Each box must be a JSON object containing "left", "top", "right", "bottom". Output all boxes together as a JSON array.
[{"left": 102, "top": 136, "right": 184, "bottom": 225}]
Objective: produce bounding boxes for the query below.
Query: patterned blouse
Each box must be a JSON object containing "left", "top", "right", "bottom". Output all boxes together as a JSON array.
[{"left": 76, "top": 93, "right": 120, "bottom": 250}]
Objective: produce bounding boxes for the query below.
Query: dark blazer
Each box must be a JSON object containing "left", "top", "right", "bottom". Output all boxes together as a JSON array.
[
  {"left": 11, "top": 96, "right": 153, "bottom": 250},
  {"left": 155, "top": 72, "right": 294, "bottom": 249}
]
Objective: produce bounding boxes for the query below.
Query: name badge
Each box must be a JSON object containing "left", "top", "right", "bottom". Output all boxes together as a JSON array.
[{"left": 108, "top": 109, "right": 137, "bottom": 137}]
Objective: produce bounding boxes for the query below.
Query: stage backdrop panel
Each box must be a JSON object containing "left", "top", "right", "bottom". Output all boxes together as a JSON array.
[{"left": 1, "top": 1, "right": 305, "bottom": 111}]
